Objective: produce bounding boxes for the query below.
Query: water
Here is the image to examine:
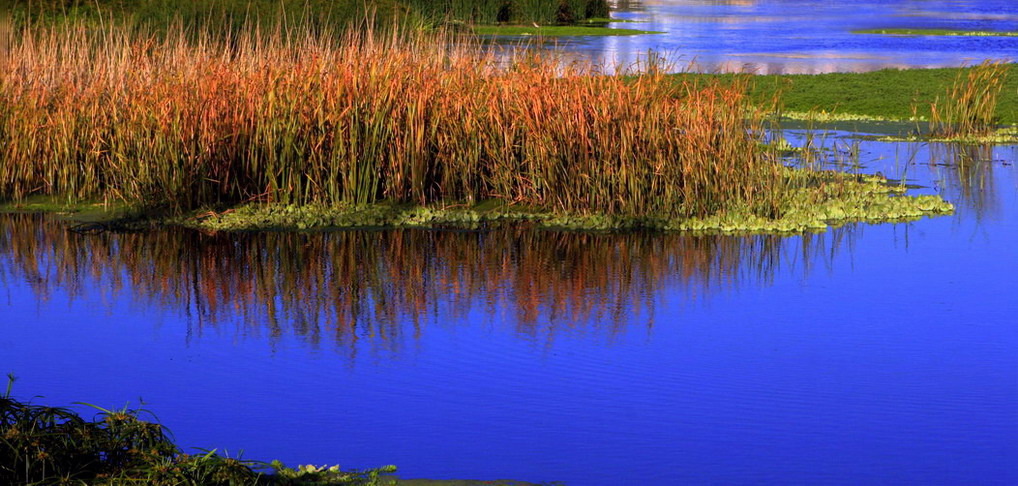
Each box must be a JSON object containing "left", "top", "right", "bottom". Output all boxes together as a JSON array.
[
  {"left": 523, "top": 0, "right": 1018, "bottom": 73},
  {"left": 2, "top": 130, "right": 1017, "bottom": 484}
]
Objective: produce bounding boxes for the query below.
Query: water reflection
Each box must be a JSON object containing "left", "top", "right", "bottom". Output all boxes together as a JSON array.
[
  {"left": 0, "top": 217, "right": 857, "bottom": 351},
  {"left": 927, "top": 144, "right": 1001, "bottom": 222},
  {"left": 546, "top": 0, "right": 1018, "bottom": 73}
]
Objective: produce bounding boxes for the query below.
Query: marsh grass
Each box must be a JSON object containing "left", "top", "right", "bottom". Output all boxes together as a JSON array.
[
  {"left": 0, "top": 22, "right": 784, "bottom": 220},
  {"left": 930, "top": 60, "right": 1011, "bottom": 138},
  {"left": 0, "top": 375, "right": 395, "bottom": 485}
]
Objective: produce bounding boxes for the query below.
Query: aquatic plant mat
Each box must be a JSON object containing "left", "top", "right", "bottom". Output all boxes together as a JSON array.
[
  {"left": 167, "top": 170, "right": 950, "bottom": 233},
  {"left": 0, "top": 23, "right": 952, "bottom": 233},
  {"left": 852, "top": 28, "right": 1018, "bottom": 37}
]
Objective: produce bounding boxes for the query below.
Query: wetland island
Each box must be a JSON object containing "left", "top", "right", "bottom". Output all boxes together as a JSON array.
[{"left": 2, "top": 0, "right": 1016, "bottom": 484}]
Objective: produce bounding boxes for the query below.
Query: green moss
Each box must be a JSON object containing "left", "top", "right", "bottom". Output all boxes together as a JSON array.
[
  {"left": 4, "top": 172, "right": 954, "bottom": 236},
  {"left": 473, "top": 25, "right": 663, "bottom": 36},
  {"left": 853, "top": 28, "right": 1018, "bottom": 37},
  {"left": 170, "top": 170, "right": 952, "bottom": 234},
  {"left": 0, "top": 196, "right": 136, "bottom": 224}
]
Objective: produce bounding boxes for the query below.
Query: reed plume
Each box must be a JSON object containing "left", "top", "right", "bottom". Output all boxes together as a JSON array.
[{"left": 0, "top": 22, "right": 782, "bottom": 219}]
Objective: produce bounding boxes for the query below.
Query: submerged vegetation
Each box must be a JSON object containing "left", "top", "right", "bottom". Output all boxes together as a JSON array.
[
  {"left": 0, "top": 21, "right": 951, "bottom": 232},
  {"left": 0, "top": 376, "right": 396, "bottom": 485}
]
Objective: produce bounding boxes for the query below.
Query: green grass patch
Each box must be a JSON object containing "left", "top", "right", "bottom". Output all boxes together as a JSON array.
[
  {"left": 853, "top": 28, "right": 1018, "bottom": 37},
  {"left": 676, "top": 64, "right": 1018, "bottom": 125},
  {"left": 473, "top": 25, "right": 663, "bottom": 36}
]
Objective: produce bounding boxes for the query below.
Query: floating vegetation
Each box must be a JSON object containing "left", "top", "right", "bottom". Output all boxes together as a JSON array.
[
  {"left": 875, "top": 126, "right": 1018, "bottom": 144},
  {"left": 780, "top": 111, "right": 925, "bottom": 123},
  {"left": 852, "top": 28, "right": 1018, "bottom": 37},
  {"left": 168, "top": 171, "right": 950, "bottom": 234},
  {"left": 0, "top": 375, "right": 396, "bottom": 485}
]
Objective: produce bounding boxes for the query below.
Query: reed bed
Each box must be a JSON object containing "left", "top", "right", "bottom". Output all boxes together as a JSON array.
[
  {"left": 930, "top": 60, "right": 1011, "bottom": 138},
  {"left": 0, "top": 23, "right": 782, "bottom": 219}
]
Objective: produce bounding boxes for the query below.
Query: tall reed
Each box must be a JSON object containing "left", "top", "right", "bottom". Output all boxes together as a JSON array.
[
  {"left": 0, "top": 22, "right": 782, "bottom": 218},
  {"left": 930, "top": 60, "right": 1010, "bottom": 138}
]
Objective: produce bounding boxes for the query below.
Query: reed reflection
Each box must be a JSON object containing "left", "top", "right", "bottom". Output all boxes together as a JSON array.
[
  {"left": 0, "top": 216, "right": 857, "bottom": 352},
  {"left": 927, "top": 143, "right": 1004, "bottom": 221}
]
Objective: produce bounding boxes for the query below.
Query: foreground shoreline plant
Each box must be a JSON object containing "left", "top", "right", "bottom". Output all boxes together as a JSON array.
[{"left": 0, "top": 374, "right": 396, "bottom": 485}]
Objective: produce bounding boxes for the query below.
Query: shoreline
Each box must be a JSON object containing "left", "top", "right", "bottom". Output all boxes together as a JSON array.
[{"left": 1, "top": 172, "right": 953, "bottom": 235}]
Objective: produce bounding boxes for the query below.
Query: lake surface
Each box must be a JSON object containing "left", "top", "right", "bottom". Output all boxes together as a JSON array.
[
  {"left": 527, "top": 0, "right": 1018, "bottom": 73},
  {"left": 2, "top": 130, "right": 1016, "bottom": 484}
]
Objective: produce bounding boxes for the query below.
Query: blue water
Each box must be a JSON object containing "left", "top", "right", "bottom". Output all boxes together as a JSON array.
[
  {"left": 3, "top": 3, "right": 1018, "bottom": 482},
  {"left": 2, "top": 131, "right": 1017, "bottom": 484},
  {"left": 538, "top": 0, "right": 1018, "bottom": 73}
]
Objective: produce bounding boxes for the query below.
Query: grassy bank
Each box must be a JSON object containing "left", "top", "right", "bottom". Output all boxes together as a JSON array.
[
  {"left": 692, "top": 64, "right": 1018, "bottom": 124},
  {"left": 473, "top": 24, "right": 662, "bottom": 36},
  {"left": 0, "top": 377, "right": 395, "bottom": 485}
]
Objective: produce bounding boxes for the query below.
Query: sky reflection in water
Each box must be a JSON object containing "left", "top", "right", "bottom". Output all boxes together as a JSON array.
[{"left": 500, "top": 0, "right": 1018, "bottom": 73}]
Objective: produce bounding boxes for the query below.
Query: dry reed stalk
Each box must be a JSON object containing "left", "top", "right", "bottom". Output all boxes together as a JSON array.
[
  {"left": 0, "top": 22, "right": 781, "bottom": 218},
  {"left": 930, "top": 60, "right": 1010, "bottom": 138}
]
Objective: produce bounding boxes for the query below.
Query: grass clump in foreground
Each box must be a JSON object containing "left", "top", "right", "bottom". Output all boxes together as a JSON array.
[
  {"left": 0, "top": 21, "right": 951, "bottom": 233},
  {"left": 0, "top": 376, "right": 395, "bottom": 485}
]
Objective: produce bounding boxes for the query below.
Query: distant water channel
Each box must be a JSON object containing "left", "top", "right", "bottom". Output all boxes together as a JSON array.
[
  {"left": 514, "top": 0, "right": 1018, "bottom": 73},
  {"left": 2, "top": 129, "right": 1016, "bottom": 483}
]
